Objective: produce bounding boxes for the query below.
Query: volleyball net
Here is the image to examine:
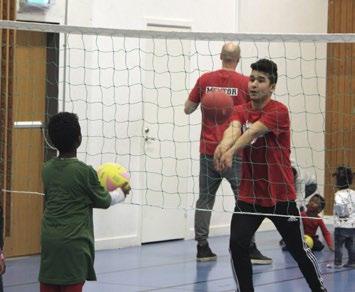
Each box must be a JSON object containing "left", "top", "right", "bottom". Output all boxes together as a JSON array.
[{"left": 1, "top": 20, "right": 354, "bottom": 217}]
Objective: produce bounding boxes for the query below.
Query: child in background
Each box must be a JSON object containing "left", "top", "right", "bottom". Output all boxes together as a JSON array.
[
  {"left": 281, "top": 194, "right": 333, "bottom": 252},
  {"left": 333, "top": 166, "right": 355, "bottom": 268},
  {"left": 279, "top": 161, "right": 318, "bottom": 247},
  {"left": 300, "top": 194, "right": 333, "bottom": 252},
  {"left": 39, "top": 112, "right": 130, "bottom": 292}
]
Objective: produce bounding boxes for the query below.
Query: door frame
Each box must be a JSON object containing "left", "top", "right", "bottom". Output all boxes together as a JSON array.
[{"left": 2, "top": 28, "right": 59, "bottom": 257}]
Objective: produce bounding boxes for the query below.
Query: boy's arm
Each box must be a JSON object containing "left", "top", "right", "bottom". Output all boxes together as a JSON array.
[
  {"left": 319, "top": 219, "right": 334, "bottom": 250},
  {"left": 87, "top": 167, "right": 131, "bottom": 208},
  {"left": 87, "top": 167, "right": 113, "bottom": 209},
  {"left": 110, "top": 183, "right": 131, "bottom": 205}
]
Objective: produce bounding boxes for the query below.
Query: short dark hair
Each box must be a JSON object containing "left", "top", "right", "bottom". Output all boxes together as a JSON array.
[
  {"left": 48, "top": 112, "right": 81, "bottom": 153},
  {"left": 310, "top": 193, "right": 326, "bottom": 211},
  {"left": 333, "top": 166, "right": 353, "bottom": 189},
  {"left": 250, "top": 59, "right": 278, "bottom": 84}
]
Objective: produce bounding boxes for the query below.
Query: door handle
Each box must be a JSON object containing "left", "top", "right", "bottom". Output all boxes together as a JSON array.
[
  {"left": 13, "top": 121, "right": 43, "bottom": 128},
  {"left": 144, "top": 127, "right": 156, "bottom": 142}
]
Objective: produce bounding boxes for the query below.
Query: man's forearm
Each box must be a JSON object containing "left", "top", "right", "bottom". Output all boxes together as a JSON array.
[
  {"left": 230, "top": 128, "right": 258, "bottom": 154},
  {"left": 220, "top": 122, "right": 241, "bottom": 150},
  {"left": 230, "top": 121, "right": 269, "bottom": 154}
]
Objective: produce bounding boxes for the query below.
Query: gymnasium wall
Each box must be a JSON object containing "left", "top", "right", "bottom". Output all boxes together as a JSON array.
[{"left": 16, "top": 0, "right": 328, "bottom": 249}]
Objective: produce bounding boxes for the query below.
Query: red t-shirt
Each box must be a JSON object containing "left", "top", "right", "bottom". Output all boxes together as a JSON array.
[
  {"left": 301, "top": 211, "right": 333, "bottom": 247},
  {"left": 189, "top": 69, "right": 249, "bottom": 155},
  {"left": 232, "top": 100, "right": 296, "bottom": 207}
]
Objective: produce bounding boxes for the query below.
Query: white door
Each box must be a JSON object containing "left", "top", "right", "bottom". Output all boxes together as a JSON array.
[{"left": 141, "top": 23, "right": 191, "bottom": 243}]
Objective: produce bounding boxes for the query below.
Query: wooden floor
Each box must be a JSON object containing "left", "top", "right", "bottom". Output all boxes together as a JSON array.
[{"left": 3, "top": 230, "right": 354, "bottom": 291}]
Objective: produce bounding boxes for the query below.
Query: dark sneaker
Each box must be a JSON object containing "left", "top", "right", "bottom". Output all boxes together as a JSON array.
[
  {"left": 196, "top": 243, "right": 217, "bottom": 262},
  {"left": 344, "top": 262, "right": 355, "bottom": 268},
  {"left": 250, "top": 246, "right": 272, "bottom": 265}
]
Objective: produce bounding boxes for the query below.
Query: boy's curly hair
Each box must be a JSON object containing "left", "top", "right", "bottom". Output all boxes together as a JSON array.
[
  {"left": 333, "top": 166, "right": 353, "bottom": 190},
  {"left": 48, "top": 112, "right": 81, "bottom": 153}
]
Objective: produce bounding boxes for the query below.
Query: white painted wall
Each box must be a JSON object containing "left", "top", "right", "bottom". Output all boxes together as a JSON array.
[
  {"left": 16, "top": 0, "right": 329, "bottom": 250},
  {"left": 238, "top": 0, "right": 328, "bottom": 33}
]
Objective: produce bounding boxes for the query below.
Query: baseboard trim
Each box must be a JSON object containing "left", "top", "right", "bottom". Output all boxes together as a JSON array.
[{"left": 95, "top": 234, "right": 140, "bottom": 250}]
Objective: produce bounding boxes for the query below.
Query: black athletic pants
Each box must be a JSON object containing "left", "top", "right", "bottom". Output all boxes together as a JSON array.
[{"left": 230, "top": 200, "right": 326, "bottom": 292}]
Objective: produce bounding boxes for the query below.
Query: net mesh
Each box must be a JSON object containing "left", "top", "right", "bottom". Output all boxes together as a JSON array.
[{"left": 1, "top": 20, "right": 354, "bottom": 217}]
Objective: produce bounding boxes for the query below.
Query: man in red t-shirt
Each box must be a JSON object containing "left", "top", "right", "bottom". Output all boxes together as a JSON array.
[
  {"left": 214, "top": 59, "right": 326, "bottom": 292},
  {"left": 185, "top": 43, "right": 271, "bottom": 264}
]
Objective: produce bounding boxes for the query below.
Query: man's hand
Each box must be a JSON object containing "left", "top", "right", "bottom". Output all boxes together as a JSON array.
[
  {"left": 214, "top": 143, "right": 227, "bottom": 171},
  {"left": 214, "top": 143, "right": 227, "bottom": 162},
  {"left": 214, "top": 144, "right": 233, "bottom": 172},
  {"left": 218, "top": 149, "right": 234, "bottom": 171}
]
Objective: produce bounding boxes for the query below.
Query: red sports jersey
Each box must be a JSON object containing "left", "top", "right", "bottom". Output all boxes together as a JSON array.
[
  {"left": 189, "top": 69, "right": 249, "bottom": 155},
  {"left": 232, "top": 100, "right": 296, "bottom": 207},
  {"left": 301, "top": 211, "right": 333, "bottom": 247}
]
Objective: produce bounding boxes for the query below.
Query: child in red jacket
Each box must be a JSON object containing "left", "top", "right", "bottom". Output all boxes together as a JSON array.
[
  {"left": 301, "top": 194, "right": 334, "bottom": 251},
  {"left": 282, "top": 194, "right": 334, "bottom": 252}
]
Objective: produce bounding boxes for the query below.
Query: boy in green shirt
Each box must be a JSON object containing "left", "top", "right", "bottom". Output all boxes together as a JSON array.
[{"left": 39, "top": 112, "right": 130, "bottom": 292}]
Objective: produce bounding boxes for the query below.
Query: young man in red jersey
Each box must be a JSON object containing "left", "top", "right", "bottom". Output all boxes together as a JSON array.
[
  {"left": 185, "top": 43, "right": 271, "bottom": 264},
  {"left": 214, "top": 59, "right": 327, "bottom": 292}
]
